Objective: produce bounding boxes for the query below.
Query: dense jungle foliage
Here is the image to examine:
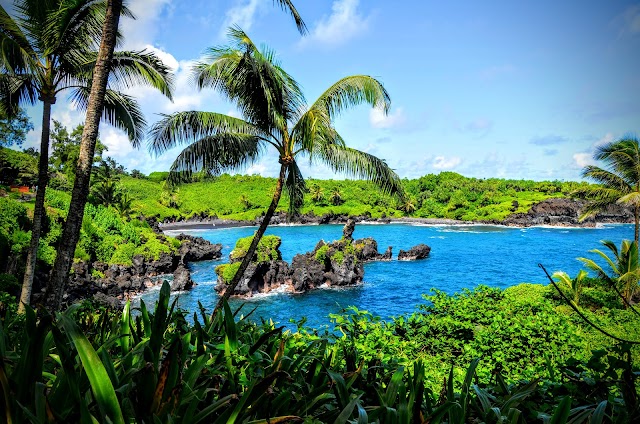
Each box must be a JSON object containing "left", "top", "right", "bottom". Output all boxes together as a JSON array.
[
  {"left": 119, "top": 171, "right": 588, "bottom": 222},
  {"left": 1, "top": 277, "right": 638, "bottom": 423},
  {"left": 1, "top": 143, "right": 637, "bottom": 423}
]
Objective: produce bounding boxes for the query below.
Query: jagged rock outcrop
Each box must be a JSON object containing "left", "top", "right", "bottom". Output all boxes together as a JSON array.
[
  {"left": 354, "top": 238, "right": 392, "bottom": 261},
  {"left": 501, "top": 198, "right": 633, "bottom": 227},
  {"left": 176, "top": 234, "right": 223, "bottom": 263},
  {"left": 398, "top": 244, "right": 431, "bottom": 261},
  {"left": 43, "top": 236, "right": 222, "bottom": 308},
  {"left": 171, "top": 264, "right": 194, "bottom": 291},
  {"left": 215, "top": 222, "right": 366, "bottom": 297}
]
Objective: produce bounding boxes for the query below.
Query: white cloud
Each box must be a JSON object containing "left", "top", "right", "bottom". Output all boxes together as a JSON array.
[
  {"left": 573, "top": 152, "right": 595, "bottom": 168},
  {"left": 432, "top": 156, "right": 461, "bottom": 170},
  {"left": 369, "top": 107, "right": 406, "bottom": 129},
  {"left": 594, "top": 132, "right": 615, "bottom": 147},
  {"left": 120, "top": 0, "right": 173, "bottom": 50},
  {"left": 299, "top": 0, "right": 370, "bottom": 48},
  {"left": 143, "top": 44, "right": 179, "bottom": 71},
  {"left": 221, "top": 0, "right": 261, "bottom": 36}
]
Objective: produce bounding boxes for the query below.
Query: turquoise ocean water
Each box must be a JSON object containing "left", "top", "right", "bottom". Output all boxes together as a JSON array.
[{"left": 139, "top": 222, "right": 633, "bottom": 329}]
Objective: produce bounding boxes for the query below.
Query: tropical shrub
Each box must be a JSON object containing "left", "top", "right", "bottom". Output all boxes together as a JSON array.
[{"left": 229, "top": 234, "right": 281, "bottom": 263}]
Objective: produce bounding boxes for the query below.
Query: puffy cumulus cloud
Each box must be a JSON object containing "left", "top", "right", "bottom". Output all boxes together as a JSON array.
[
  {"left": 432, "top": 156, "right": 461, "bottom": 170},
  {"left": 573, "top": 152, "right": 595, "bottom": 168},
  {"left": 299, "top": 0, "right": 370, "bottom": 48},
  {"left": 143, "top": 44, "right": 179, "bottom": 71},
  {"left": 120, "top": 0, "right": 173, "bottom": 50},
  {"left": 220, "top": 0, "right": 261, "bottom": 36},
  {"left": 530, "top": 134, "right": 569, "bottom": 146},
  {"left": 594, "top": 132, "right": 615, "bottom": 147},
  {"left": 120, "top": 52, "right": 223, "bottom": 116},
  {"left": 369, "top": 107, "right": 406, "bottom": 129}
]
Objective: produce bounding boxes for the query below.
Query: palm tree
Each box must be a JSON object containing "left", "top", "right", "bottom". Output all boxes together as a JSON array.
[
  {"left": 329, "top": 187, "right": 344, "bottom": 206},
  {"left": 0, "top": 0, "right": 173, "bottom": 312},
  {"left": 552, "top": 269, "right": 587, "bottom": 306},
  {"left": 309, "top": 183, "right": 324, "bottom": 204},
  {"left": 579, "top": 239, "right": 640, "bottom": 308},
  {"left": 149, "top": 28, "right": 404, "bottom": 308},
  {"left": 574, "top": 137, "right": 640, "bottom": 244}
]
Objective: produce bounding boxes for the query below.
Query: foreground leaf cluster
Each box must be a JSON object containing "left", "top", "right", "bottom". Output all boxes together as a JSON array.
[{"left": 1, "top": 279, "right": 638, "bottom": 423}]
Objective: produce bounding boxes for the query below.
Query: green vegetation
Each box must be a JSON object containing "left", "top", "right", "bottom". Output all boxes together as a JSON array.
[
  {"left": 574, "top": 136, "right": 640, "bottom": 243},
  {"left": 0, "top": 274, "right": 637, "bottom": 423},
  {"left": 215, "top": 262, "right": 241, "bottom": 284},
  {"left": 229, "top": 234, "right": 282, "bottom": 263},
  {"left": 149, "top": 28, "right": 403, "bottom": 310},
  {"left": 118, "top": 171, "right": 586, "bottom": 222}
]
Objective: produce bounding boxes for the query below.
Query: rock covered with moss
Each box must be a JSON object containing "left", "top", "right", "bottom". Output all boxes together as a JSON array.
[{"left": 214, "top": 224, "right": 366, "bottom": 297}]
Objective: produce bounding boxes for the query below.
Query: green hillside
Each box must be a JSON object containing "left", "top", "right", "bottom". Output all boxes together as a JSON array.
[{"left": 120, "top": 172, "right": 589, "bottom": 222}]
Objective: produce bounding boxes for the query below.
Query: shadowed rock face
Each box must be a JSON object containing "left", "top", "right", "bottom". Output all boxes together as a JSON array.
[
  {"left": 215, "top": 223, "right": 367, "bottom": 298},
  {"left": 501, "top": 198, "right": 633, "bottom": 227},
  {"left": 176, "top": 234, "right": 223, "bottom": 263},
  {"left": 398, "top": 244, "right": 431, "bottom": 261},
  {"left": 42, "top": 235, "right": 221, "bottom": 309}
]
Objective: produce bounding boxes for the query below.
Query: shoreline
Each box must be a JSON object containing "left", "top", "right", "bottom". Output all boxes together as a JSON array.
[{"left": 158, "top": 216, "right": 632, "bottom": 232}]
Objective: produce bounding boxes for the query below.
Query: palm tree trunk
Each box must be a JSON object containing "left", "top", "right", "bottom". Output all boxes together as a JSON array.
[
  {"left": 212, "top": 163, "right": 287, "bottom": 315},
  {"left": 18, "top": 98, "right": 53, "bottom": 313},
  {"left": 635, "top": 205, "right": 639, "bottom": 246},
  {"left": 46, "top": 0, "right": 123, "bottom": 311}
]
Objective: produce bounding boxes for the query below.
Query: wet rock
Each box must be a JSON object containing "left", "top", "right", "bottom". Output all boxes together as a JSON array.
[
  {"left": 398, "top": 244, "right": 431, "bottom": 261},
  {"left": 176, "top": 234, "right": 223, "bottom": 263},
  {"left": 342, "top": 218, "right": 356, "bottom": 240},
  {"left": 171, "top": 265, "right": 194, "bottom": 291},
  {"left": 354, "top": 238, "right": 392, "bottom": 261}
]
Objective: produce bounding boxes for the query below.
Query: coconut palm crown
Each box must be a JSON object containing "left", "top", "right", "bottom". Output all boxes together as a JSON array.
[
  {"left": 579, "top": 239, "right": 640, "bottom": 308},
  {"left": 0, "top": 0, "right": 173, "bottom": 312},
  {"left": 574, "top": 136, "right": 640, "bottom": 244},
  {"left": 149, "top": 28, "right": 404, "bottom": 306}
]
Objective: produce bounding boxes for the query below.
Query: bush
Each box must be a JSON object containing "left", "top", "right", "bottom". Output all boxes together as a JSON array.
[
  {"left": 230, "top": 234, "right": 281, "bottom": 263},
  {"left": 315, "top": 244, "right": 329, "bottom": 262},
  {"left": 134, "top": 235, "right": 173, "bottom": 261},
  {"left": 109, "top": 243, "right": 137, "bottom": 266},
  {"left": 215, "top": 262, "right": 241, "bottom": 284}
]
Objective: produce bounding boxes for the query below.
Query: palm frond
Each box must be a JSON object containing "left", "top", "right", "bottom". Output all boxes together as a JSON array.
[
  {"left": 148, "top": 111, "right": 264, "bottom": 155},
  {"left": 291, "top": 105, "right": 344, "bottom": 156},
  {"left": 272, "top": 0, "right": 307, "bottom": 34},
  {"left": 166, "top": 133, "right": 262, "bottom": 185},
  {"left": 284, "top": 159, "right": 306, "bottom": 215},
  {"left": 0, "top": 73, "right": 38, "bottom": 116},
  {"left": 43, "top": 0, "right": 106, "bottom": 56},
  {"left": 0, "top": 3, "right": 37, "bottom": 73},
  {"left": 317, "top": 144, "right": 404, "bottom": 199},
  {"left": 581, "top": 166, "right": 631, "bottom": 191},
  {"left": 193, "top": 27, "right": 304, "bottom": 134},
  {"left": 70, "top": 87, "right": 146, "bottom": 145},
  {"left": 310, "top": 75, "right": 391, "bottom": 119}
]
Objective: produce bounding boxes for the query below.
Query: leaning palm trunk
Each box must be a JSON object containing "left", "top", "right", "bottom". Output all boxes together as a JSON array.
[
  {"left": 18, "top": 99, "right": 53, "bottom": 313},
  {"left": 46, "top": 0, "right": 123, "bottom": 311},
  {"left": 213, "top": 163, "right": 287, "bottom": 315},
  {"left": 635, "top": 204, "right": 639, "bottom": 246}
]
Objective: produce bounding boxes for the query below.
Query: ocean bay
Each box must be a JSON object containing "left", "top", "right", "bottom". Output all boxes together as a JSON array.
[{"left": 142, "top": 222, "right": 635, "bottom": 329}]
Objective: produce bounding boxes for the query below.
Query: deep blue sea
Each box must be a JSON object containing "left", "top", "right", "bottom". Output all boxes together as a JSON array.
[{"left": 139, "top": 223, "right": 633, "bottom": 329}]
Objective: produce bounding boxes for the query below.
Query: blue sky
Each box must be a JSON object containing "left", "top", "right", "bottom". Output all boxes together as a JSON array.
[{"left": 7, "top": 0, "right": 640, "bottom": 181}]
